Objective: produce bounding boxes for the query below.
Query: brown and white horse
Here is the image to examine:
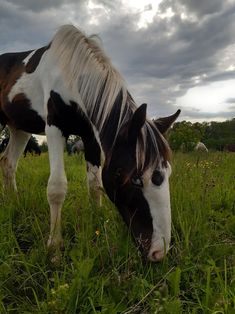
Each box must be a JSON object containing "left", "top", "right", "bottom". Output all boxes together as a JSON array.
[
  {"left": 0, "top": 25, "right": 180, "bottom": 261},
  {"left": 224, "top": 144, "right": 235, "bottom": 152}
]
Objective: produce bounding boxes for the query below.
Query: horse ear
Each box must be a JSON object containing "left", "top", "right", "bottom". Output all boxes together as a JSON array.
[
  {"left": 128, "top": 103, "right": 147, "bottom": 144},
  {"left": 153, "top": 109, "right": 181, "bottom": 134}
]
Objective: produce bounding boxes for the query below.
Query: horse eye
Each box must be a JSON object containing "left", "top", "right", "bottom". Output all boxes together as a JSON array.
[
  {"left": 131, "top": 176, "right": 143, "bottom": 187},
  {"left": 152, "top": 170, "right": 164, "bottom": 186}
]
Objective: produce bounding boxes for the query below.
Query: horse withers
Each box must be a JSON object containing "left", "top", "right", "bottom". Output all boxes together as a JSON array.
[{"left": 0, "top": 25, "right": 180, "bottom": 262}]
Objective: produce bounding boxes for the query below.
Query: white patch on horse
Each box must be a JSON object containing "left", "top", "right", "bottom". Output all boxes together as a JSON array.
[
  {"left": 8, "top": 70, "right": 45, "bottom": 122},
  {"left": 7, "top": 48, "right": 79, "bottom": 127},
  {"left": 143, "top": 162, "right": 172, "bottom": 261}
]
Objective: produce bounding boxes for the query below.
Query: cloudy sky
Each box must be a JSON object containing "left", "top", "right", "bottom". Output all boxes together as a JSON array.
[{"left": 1, "top": 0, "right": 235, "bottom": 122}]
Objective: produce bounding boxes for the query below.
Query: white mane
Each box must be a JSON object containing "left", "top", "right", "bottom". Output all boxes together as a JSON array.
[
  {"left": 50, "top": 25, "right": 169, "bottom": 170},
  {"left": 50, "top": 25, "right": 133, "bottom": 133}
]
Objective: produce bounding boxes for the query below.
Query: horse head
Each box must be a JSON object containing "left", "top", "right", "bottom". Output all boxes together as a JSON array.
[{"left": 102, "top": 105, "right": 180, "bottom": 261}]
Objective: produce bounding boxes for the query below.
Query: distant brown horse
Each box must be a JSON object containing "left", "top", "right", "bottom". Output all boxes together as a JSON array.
[{"left": 224, "top": 144, "right": 235, "bottom": 152}]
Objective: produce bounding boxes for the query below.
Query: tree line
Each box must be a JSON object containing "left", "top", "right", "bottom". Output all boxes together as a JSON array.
[
  {"left": 0, "top": 118, "right": 234, "bottom": 154},
  {"left": 168, "top": 118, "right": 235, "bottom": 151}
]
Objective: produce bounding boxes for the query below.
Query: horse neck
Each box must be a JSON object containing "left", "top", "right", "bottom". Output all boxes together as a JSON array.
[{"left": 96, "top": 97, "right": 134, "bottom": 157}]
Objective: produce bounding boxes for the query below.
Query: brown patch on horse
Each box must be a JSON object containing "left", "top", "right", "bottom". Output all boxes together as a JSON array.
[
  {"left": 0, "top": 49, "right": 48, "bottom": 132},
  {"left": 3, "top": 93, "right": 45, "bottom": 133},
  {"left": 1, "top": 64, "right": 25, "bottom": 98},
  {"left": 0, "top": 55, "right": 26, "bottom": 126},
  {"left": 48, "top": 91, "right": 101, "bottom": 166},
  {"left": 25, "top": 45, "right": 50, "bottom": 73},
  {"left": 0, "top": 51, "right": 30, "bottom": 85}
]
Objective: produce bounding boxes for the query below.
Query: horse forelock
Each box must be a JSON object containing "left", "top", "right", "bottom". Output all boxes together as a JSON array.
[
  {"left": 49, "top": 25, "right": 129, "bottom": 136},
  {"left": 136, "top": 120, "right": 171, "bottom": 173}
]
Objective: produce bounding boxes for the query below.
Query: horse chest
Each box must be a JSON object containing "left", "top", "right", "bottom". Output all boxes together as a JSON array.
[{"left": 3, "top": 73, "right": 45, "bottom": 133}]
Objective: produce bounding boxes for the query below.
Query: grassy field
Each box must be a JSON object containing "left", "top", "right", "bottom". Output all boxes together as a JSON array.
[{"left": 0, "top": 152, "right": 234, "bottom": 313}]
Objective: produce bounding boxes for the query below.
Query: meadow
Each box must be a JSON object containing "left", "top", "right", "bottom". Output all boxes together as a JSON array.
[{"left": 0, "top": 152, "right": 234, "bottom": 313}]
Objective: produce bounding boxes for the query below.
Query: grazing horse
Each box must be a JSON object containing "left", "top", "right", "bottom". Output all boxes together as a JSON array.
[
  {"left": 195, "top": 142, "right": 208, "bottom": 152},
  {"left": 0, "top": 25, "right": 180, "bottom": 261}
]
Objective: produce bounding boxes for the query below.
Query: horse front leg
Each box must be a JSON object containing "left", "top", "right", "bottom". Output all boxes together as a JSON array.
[
  {"left": 0, "top": 127, "right": 31, "bottom": 190},
  {"left": 46, "top": 125, "right": 67, "bottom": 251}
]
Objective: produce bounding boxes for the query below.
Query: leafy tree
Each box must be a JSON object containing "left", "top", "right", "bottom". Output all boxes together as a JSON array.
[
  {"left": 169, "top": 118, "right": 235, "bottom": 151},
  {"left": 169, "top": 121, "right": 201, "bottom": 151},
  {"left": 203, "top": 118, "right": 235, "bottom": 150}
]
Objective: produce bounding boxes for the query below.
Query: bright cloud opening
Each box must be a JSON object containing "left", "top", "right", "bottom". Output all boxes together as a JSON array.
[
  {"left": 122, "top": 0, "right": 162, "bottom": 28},
  {"left": 178, "top": 79, "right": 235, "bottom": 113}
]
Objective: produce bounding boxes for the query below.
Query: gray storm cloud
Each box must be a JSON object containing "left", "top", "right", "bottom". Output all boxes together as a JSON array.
[{"left": 0, "top": 0, "right": 235, "bottom": 120}]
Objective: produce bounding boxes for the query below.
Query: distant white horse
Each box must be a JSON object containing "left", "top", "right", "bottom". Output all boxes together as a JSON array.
[
  {"left": 195, "top": 142, "right": 208, "bottom": 152},
  {"left": 71, "top": 139, "right": 84, "bottom": 154}
]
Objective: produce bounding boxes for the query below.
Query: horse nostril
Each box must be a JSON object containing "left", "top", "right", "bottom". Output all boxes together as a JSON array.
[{"left": 151, "top": 250, "right": 165, "bottom": 262}]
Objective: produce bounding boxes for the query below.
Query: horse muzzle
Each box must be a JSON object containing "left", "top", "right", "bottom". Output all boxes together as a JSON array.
[{"left": 147, "top": 238, "right": 170, "bottom": 262}]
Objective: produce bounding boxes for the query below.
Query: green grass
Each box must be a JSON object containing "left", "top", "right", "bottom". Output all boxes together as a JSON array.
[{"left": 0, "top": 152, "right": 234, "bottom": 313}]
